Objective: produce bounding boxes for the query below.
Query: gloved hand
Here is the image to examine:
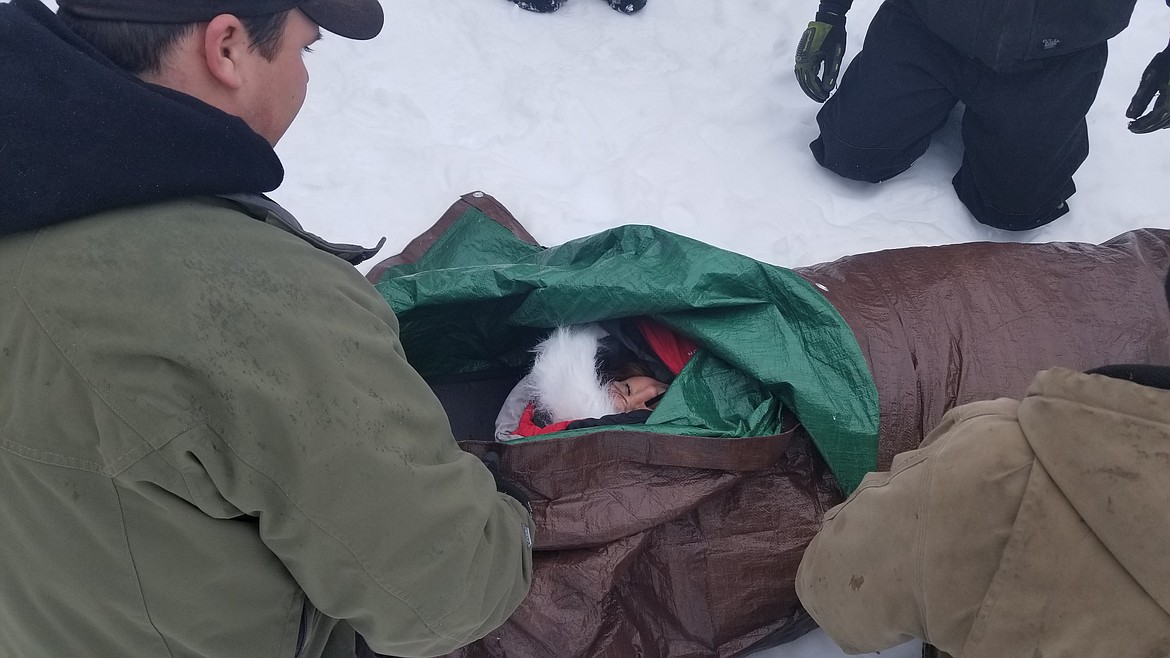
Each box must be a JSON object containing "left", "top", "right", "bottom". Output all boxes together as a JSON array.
[
  {"left": 1126, "top": 48, "right": 1170, "bottom": 134},
  {"left": 481, "top": 450, "right": 532, "bottom": 514},
  {"left": 795, "top": 11, "right": 847, "bottom": 103}
]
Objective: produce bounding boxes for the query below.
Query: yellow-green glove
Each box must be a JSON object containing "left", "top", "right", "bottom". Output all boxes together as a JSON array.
[
  {"left": 795, "top": 12, "right": 847, "bottom": 103},
  {"left": 1127, "top": 48, "right": 1170, "bottom": 134}
]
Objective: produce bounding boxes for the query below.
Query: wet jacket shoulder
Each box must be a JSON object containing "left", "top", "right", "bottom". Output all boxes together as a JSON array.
[
  {"left": 797, "top": 368, "right": 1170, "bottom": 656},
  {"left": 0, "top": 199, "right": 533, "bottom": 657},
  {"left": 904, "top": 0, "right": 1139, "bottom": 70}
]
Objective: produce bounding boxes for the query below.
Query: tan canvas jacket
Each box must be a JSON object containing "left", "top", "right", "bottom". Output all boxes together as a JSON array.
[
  {"left": 0, "top": 198, "right": 532, "bottom": 657},
  {"left": 797, "top": 367, "right": 1170, "bottom": 657}
]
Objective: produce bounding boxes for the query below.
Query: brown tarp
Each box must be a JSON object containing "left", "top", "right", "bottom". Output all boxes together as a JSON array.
[{"left": 363, "top": 192, "right": 1170, "bottom": 658}]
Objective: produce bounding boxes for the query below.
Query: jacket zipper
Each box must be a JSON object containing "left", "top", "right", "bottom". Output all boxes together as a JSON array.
[{"left": 294, "top": 600, "right": 310, "bottom": 658}]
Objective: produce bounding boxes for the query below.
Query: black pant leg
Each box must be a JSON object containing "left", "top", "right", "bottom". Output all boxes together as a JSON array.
[
  {"left": 811, "top": 0, "right": 960, "bottom": 183},
  {"left": 953, "top": 43, "right": 1109, "bottom": 231}
]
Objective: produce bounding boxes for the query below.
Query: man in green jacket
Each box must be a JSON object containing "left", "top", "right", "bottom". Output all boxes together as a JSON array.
[{"left": 0, "top": 1, "right": 533, "bottom": 656}]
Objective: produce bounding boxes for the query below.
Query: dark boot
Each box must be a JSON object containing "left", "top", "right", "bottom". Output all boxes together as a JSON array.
[
  {"left": 511, "top": 0, "right": 562, "bottom": 12},
  {"left": 606, "top": 0, "right": 646, "bottom": 13}
]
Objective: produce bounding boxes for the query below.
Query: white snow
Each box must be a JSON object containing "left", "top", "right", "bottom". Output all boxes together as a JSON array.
[
  {"left": 278, "top": 0, "right": 1169, "bottom": 279},
  {"left": 30, "top": 0, "right": 1170, "bottom": 654}
]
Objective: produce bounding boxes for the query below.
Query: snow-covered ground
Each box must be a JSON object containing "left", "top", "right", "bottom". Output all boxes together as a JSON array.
[
  {"left": 279, "top": 1, "right": 1167, "bottom": 656},
  {"left": 32, "top": 0, "right": 1170, "bottom": 654},
  {"left": 279, "top": 0, "right": 1169, "bottom": 278}
]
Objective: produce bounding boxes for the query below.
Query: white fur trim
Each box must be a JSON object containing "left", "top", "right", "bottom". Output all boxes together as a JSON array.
[{"left": 528, "top": 325, "right": 618, "bottom": 423}]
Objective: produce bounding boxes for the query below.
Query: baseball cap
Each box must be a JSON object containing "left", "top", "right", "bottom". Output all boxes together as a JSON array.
[{"left": 56, "top": 0, "right": 385, "bottom": 40}]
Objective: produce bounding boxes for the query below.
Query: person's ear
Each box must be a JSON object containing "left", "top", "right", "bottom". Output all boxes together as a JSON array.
[{"left": 202, "top": 14, "right": 249, "bottom": 90}]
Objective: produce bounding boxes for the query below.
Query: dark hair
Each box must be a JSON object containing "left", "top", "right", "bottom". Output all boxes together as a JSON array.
[
  {"left": 57, "top": 10, "right": 291, "bottom": 76},
  {"left": 605, "top": 359, "right": 657, "bottom": 382}
]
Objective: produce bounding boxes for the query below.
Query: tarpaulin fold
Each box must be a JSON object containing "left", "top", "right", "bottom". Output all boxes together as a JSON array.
[{"left": 373, "top": 203, "right": 880, "bottom": 492}]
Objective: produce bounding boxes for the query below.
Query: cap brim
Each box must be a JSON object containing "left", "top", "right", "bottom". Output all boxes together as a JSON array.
[{"left": 300, "top": 0, "right": 384, "bottom": 40}]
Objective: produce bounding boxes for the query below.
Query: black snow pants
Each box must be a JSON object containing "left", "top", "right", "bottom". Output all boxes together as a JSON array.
[{"left": 810, "top": 0, "right": 1109, "bottom": 231}]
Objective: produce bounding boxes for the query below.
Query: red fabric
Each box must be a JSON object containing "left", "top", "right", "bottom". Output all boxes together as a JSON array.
[
  {"left": 634, "top": 317, "right": 698, "bottom": 376},
  {"left": 515, "top": 402, "right": 575, "bottom": 437}
]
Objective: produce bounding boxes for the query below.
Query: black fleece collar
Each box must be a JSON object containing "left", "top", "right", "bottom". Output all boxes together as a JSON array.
[
  {"left": 0, "top": 0, "right": 284, "bottom": 235},
  {"left": 1087, "top": 364, "right": 1170, "bottom": 392}
]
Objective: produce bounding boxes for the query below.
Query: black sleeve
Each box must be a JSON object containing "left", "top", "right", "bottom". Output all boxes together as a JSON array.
[
  {"left": 817, "top": 0, "right": 854, "bottom": 18},
  {"left": 565, "top": 409, "right": 653, "bottom": 430}
]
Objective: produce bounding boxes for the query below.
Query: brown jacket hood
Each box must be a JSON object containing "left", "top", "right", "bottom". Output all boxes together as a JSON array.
[
  {"left": 1020, "top": 367, "right": 1170, "bottom": 617},
  {"left": 797, "top": 367, "right": 1170, "bottom": 657}
]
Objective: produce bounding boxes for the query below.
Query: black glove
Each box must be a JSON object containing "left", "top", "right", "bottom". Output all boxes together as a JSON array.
[
  {"left": 1127, "top": 48, "right": 1170, "bottom": 134},
  {"left": 795, "top": 11, "right": 847, "bottom": 103},
  {"left": 481, "top": 451, "right": 532, "bottom": 514}
]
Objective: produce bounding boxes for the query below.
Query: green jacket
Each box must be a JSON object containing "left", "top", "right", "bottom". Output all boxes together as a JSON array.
[{"left": 0, "top": 198, "right": 533, "bottom": 657}]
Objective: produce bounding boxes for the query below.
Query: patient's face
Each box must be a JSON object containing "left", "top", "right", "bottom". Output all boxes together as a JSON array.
[{"left": 609, "top": 376, "right": 669, "bottom": 413}]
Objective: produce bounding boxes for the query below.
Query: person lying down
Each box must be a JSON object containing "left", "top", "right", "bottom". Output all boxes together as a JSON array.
[{"left": 494, "top": 318, "right": 698, "bottom": 442}]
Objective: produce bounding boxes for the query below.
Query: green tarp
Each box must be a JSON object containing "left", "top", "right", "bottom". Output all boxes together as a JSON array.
[{"left": 373, "top": 208, "right": 879, "bottom": 492}]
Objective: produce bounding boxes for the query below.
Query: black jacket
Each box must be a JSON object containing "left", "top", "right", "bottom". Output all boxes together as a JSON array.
[
  {"left": 0, "top": 0, "right": 382, "bottom": 263},
  {"left": 0, "top": 0, "right": 282, "bottom": 235},
  {"left": 823, "top": 0, "right": 1140, "bottom": 71},
  {"left": 907, "top": 0, "right": 1137, "bottom": 70}
]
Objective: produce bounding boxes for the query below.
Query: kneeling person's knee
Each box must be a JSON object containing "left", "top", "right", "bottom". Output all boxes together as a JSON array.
[{"left": 810, "top": 132, "right": 918, "bottom": 184}]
